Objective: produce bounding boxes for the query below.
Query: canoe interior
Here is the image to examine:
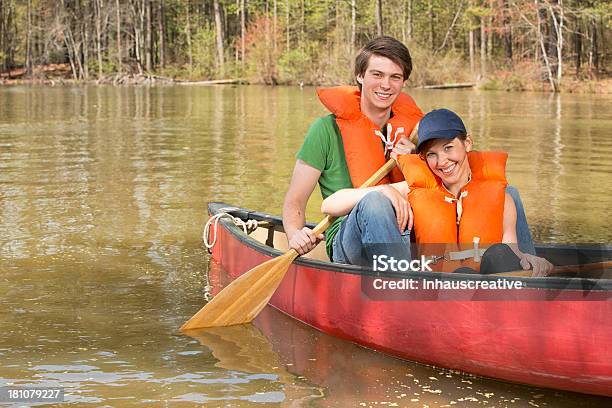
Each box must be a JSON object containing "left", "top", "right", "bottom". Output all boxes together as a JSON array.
[{"left": 209, "top": 203, "right": 612, "bottom": 282}]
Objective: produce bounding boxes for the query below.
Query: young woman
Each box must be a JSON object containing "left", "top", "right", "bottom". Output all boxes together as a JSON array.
[{"left": 321, "top": 109, "right": 553, "bottom": 277}]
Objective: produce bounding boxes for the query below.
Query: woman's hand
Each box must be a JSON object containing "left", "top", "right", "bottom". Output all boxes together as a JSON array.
[
  {"left": 519, "top": 253, "right": 554, "bottom": 277},
  {"left": 377, "top": 184, "right": 413, "bottom": 233},
  {"left": 390, "top": 135, "right": 416, "bottom": 159}
]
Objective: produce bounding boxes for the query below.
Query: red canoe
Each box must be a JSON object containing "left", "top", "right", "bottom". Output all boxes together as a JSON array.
[{"left": 204, "top": 202, "right": 612, "bottom": 397}]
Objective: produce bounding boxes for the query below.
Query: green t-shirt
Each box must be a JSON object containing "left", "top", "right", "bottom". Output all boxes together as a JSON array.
[{"left": 296, "top": 114, "right": 353, "bottom": 259}]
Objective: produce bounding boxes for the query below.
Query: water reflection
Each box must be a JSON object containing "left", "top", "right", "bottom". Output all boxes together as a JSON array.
[
  {"left": 187, "top": 262, "right": 610, "bottom": 407},
  {"left": 0, "top": 85, "right": 611, "bottom": 406},
  {"left": 186, "top": 324, "right": 321, "bottom": 406}
]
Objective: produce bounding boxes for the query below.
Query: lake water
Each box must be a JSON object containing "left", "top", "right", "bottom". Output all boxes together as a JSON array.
[{"left": 1, "top": 85, "right": 610, "bottom": 406}]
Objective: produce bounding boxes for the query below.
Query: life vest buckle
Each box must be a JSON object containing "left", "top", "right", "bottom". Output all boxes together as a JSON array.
[{"left": 426, "top": 254, "right": 446, "bottom": 265}]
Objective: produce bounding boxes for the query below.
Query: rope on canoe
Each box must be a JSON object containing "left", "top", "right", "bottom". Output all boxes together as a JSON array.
[
  {"left": 203, "top": 271, "right": 213, "bottom": 302},
  {"left": 202, "top": 207, "right": 260, "bottom": 250}
]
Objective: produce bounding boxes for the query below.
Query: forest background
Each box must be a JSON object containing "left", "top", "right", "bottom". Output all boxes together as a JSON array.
[{"left": 0, "top": 0, "right": 609, "bottom": 92}]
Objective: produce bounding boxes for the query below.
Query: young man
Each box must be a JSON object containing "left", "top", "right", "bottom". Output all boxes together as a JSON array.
[
  {"left": 282, "top": 36, "right": 422, "bottom": 265},
  {"left": 283, "top": 36, "right": 535, "bottom": 266}
]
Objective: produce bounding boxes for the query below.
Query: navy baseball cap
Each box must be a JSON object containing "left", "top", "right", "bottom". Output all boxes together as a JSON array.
[{"left": 416, "top": 109, "right": 467, "bottom": 153}]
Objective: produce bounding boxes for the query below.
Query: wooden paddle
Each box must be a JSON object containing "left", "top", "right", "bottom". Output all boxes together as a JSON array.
[
  {"left": 493, "top": 260, "right": 612, "bottom": 278},
  {"left": 181, "top": 159, "right": 398, "bottom": 330}
]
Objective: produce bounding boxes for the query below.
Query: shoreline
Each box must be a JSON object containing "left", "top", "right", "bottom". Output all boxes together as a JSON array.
[{"left": 1, "top": 64, "right": 610, "bottom": 94}]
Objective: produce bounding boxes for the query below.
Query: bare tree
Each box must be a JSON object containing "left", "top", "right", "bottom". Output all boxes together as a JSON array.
[
  {"left": 535, "top": 0, "right": 557, "bottom": 91},
  {"left": 436, "top": 2, "right": 463, "bottom": 53},
  {"left": 480, "top": 12, "right": 486, "bottom": 77},
  {"left": 25, "top": 0, "right": 33, "bottom": 76},
  {"left": 468, "top": 0, "right": 475, "bottom": 75},
  {"left": 82, "top": 1, "right": 89, "bottom": 79},
  {"left": 59, "top": 0, "right": 85, "bottom": 79},
  {"left": 115, "top": 0, "right": 121, "bottom": 72},
  {"left": 241, "top": 0, "right": 246, "bottom": 73},
  {"left": 406, "top": 0, "right": 413, "bottom": 40},
  {"left": 503, "top": 0, "right": 512, "bottom": 64},
  {"left": 130, "top": 1, "right": 142, "bottom": 73},
  {"left": 589, "top": 14, "right": 598, "bottom": 75},
  {"left": 0, "top": 0, "right": 4, "bottom": 72},
  {"left": 273, "top": 0, "right": 277, "bottom": 52},
  {"left": 376, "top": 0, "right": 383, "bottom": 36},
  {"left": 300, "top": 0, "right": 304, "bottom": 48},
  {"left": 573, "top": 13, "right": 581, "bottom": 76},
  {"left": 351, "top": 0, "right": 356, "bottom": 48},
  {"left": 429, "top": 0, "right": 435, "bottom": 49},
  {"left": 213, "top": 0, "right": 225, "bottom": 76},
  {"left": 95, "top": 0, "right": 104, "bottom": 78},
  {"left": 546, "top": 0, "right": 563, "bottom": 84},
  {"left": 158, "top": 0, "right": 165, "bottom": 68},
  {"left": 145, "top": 0, "right": 152, "bottom": 71},
  {"left": 285, "top": 0, "right": 289, "bottom": 49},
  {"left": 185, "top": 1, "right": 193, "bottom": 70}
]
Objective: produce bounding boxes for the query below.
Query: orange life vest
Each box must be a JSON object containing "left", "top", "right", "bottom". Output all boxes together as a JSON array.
[
  {"left": 317, "top": 86, "right": 423, "bottom": 187},
  {"left": 397, "top": 151, "right": 508, "bottom": 272}
]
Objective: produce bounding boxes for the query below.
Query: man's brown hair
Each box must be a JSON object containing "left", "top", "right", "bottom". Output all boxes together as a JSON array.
[{"left": 354, "top": 36, "right": 413, "bottom": 89}]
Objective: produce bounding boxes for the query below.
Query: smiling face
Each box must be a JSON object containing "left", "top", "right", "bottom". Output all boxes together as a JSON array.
[
  {"left": 356, "top": 55, "right": 405, "bottom": 116},
  {"left": 422, "top": 136, "right": 473, "bottom": 195}
]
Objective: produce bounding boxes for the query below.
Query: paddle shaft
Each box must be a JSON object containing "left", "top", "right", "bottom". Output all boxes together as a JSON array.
[
  {"left": 494, "top": 260, "right": 612, "bottom": 278},
  {"left": 408, "top": 121, "right": 419, "bottom": 144},
  {"left": 278, "top": 158, "right": 399, "bottom": 289}
]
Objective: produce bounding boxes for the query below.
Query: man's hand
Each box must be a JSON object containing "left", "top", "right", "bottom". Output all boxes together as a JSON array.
[
  {"left": 390, "top": 135, "right": 416, "bottom": 159},
  {"left": 378, "top": 185, "right": 413, "bottom": 233},
  {"left": 519, "top": 253, "right": 554, "bottom": 277},
  {"left": 283, "top": 160, "right": 323, "bottom": 255},
  {"left": 287, "top": 227, "right": 324, "bottom": 255}
]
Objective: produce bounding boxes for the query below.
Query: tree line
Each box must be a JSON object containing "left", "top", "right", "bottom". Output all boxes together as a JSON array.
[{"left": 0, "top": 1, "right": 609, "bottom": 91}]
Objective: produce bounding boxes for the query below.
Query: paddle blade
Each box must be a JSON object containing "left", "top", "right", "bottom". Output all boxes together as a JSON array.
[
  {"left": 181, "top": 250, "right": 298, "bottom": 330},
  {"left": 181, "top": 159, "right": 397, "bottom": 331}
]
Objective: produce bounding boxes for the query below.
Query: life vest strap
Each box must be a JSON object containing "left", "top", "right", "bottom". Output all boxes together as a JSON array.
[
  {"left": 374, "top": 123, "right": 405, "bottom": 157},
  {"left": 444, "top": 190, "right": 469, "bottom": 225}
]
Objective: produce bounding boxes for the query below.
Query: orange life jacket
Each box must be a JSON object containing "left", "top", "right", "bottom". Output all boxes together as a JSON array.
[
  {"left": 317, "top": 86, "right": 423, "bottom": 187},
  {"left": 397, "top": 151, "right": 508, "bottom": 272}
]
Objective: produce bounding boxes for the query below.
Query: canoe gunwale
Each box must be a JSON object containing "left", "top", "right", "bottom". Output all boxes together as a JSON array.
[{"left": 207, "top": 202, "right": 612, "bottom": 292}]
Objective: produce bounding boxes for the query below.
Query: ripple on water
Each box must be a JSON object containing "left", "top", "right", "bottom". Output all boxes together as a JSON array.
[{"left": 172, "top": 391, "right": 285, "bottom": 404}]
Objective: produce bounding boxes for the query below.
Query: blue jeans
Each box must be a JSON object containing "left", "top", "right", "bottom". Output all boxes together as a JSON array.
[
  {"left": 331, "top": 187, "right": 535, "bottom": 265},
  {"left": 506, "top": 185, "right": 536, "bottom": 255},
  {"left": 332, "top": 191, "right": 411, "bottom": 266}
]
